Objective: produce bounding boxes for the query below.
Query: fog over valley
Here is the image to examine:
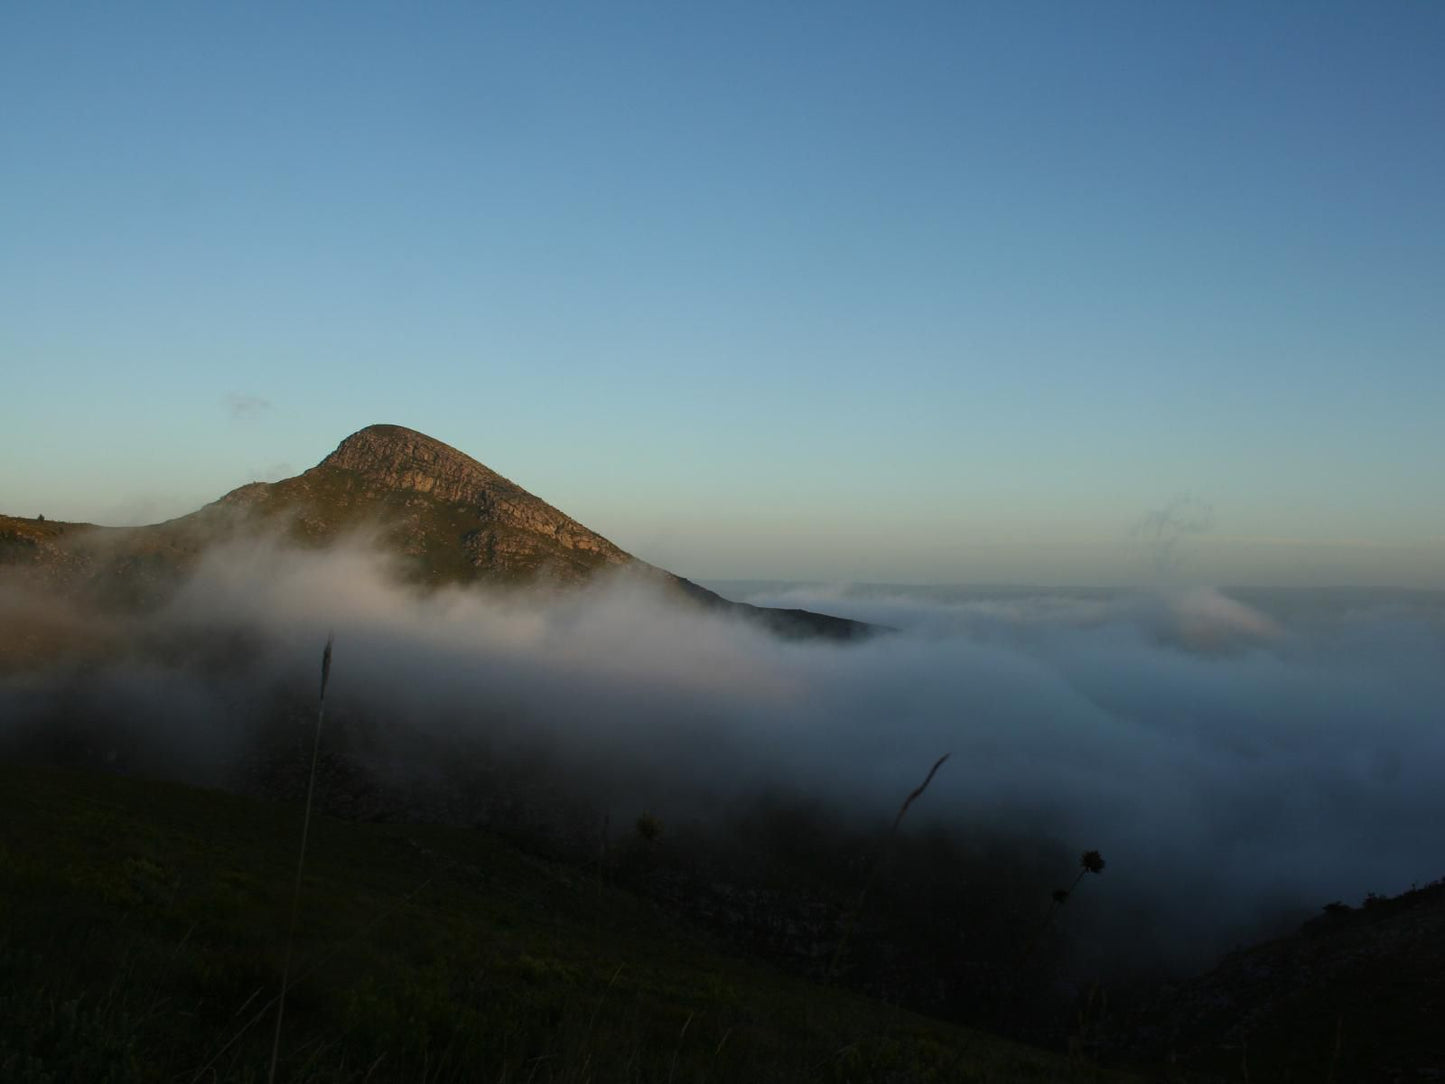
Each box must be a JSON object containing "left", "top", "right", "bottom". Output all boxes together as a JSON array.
[{"left": 7, "top": 534, "right": 1442, "bottom": 982}]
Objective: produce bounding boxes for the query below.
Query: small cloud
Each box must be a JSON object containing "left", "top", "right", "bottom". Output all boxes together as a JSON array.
[
  {"left": 1130, "top": 494, "right": 1214, "bottom": 579},
  {"left": 224, "top": 393, "right": 273, "bottom": 422}
]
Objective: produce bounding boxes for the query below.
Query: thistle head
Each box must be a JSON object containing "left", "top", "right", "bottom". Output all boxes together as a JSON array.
[{"left": 1080, "top": 850, "right": 1106, "bottom": 875}]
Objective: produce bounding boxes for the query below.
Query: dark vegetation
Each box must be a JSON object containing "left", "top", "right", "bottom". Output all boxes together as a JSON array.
[
  {"left": 8, "top": 679, "right": 1443, "bottom": 1082},
  {"left": 0, "top": 611, "right": 1126, "bottom": 1079},
  {"left": 7, "top": 624, "right": 1445, "bottom": 1080},
  {"left": 7, "top": 632, "right": 1443, "bottom": 1081},
  {"left": 1097, "top": 877, "right": 1445, "bottom": 1081},
  {"left": 0, "top": 761, "right": 1133, "bottom": 1083},
  {"left": 1, "top": 670, "right": 1099, "bottom": 1041}
]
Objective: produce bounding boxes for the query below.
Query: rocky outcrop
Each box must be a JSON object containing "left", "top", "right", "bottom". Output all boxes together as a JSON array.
[
  {"left": 318, "top": 424, "right": 631, "bottom": 567},
  {"left": 321, "top": 424, "right": 510, "bottom": 506},
  {"left": 0, "top": 515, "right": 108, "bottom": 593}
]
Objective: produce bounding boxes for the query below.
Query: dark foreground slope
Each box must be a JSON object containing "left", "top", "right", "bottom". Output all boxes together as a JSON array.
[
  {"left": 1101, "top": 880, "right": 1445, "bottom": 1081},
  {"left": 0, "top": 424, "right": 869, "bottom": 640},
  {"left": 0, "top": 762, "right": 1123, "bottom": 1083}
]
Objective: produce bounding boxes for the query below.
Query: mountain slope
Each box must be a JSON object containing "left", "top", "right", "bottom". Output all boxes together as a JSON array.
[
  {"left": 1103, "top": 879, "right": 1445, "bottom": 1080},
  {"left": 0, "top": 424, "right": 869, "bottom": 640},
  {"left": 0, "top": 761, "right": 1128, "bottom": 1083}
]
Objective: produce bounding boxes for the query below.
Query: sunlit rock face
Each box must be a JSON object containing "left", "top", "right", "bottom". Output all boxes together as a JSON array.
[
  {"left": 321, "top": 424, "right": 508, "bottom": 506},
  {"left": 314, "top": 424, "right": 633, "bottom": 580}
]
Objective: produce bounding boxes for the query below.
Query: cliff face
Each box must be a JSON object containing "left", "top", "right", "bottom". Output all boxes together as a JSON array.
[
  {"left": 309, "top": 424, "right": 632, "bottom": 579},
  {"left": 320, "top": 424, "right": 510, "bottom": 506}
]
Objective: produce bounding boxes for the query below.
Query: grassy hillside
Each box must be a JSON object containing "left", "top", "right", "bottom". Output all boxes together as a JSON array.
[
  {"left": 1103, "top": 878, "right": 1445, "bottom": 1081},
  {"left": 0, "top": 762, "right": 1133, "bottom": 1083}
]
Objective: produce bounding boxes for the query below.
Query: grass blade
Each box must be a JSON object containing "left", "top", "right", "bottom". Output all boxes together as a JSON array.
[{"left": 267, "top": 632, "right": 333, "bottom": 1084}]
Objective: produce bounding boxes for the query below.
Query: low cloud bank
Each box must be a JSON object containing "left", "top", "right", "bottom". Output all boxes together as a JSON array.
[{"left": 4, "top": 539, "right": 1443, "bottom": 974}]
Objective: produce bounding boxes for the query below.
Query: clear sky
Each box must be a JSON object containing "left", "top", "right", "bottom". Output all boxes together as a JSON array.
[{"left": 3, "top": 2, "right": 1442, "bottom": 586}]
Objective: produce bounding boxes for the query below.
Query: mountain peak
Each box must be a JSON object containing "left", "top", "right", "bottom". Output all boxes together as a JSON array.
[
  {"left": 0, "top": 425, "right": 874, "bottom": 639},
  {"left": 319, "top": 424, "right": 507, "bottom": 506},
  {"left": 310, "top": 424, "right": 639, "bottom": 580}
]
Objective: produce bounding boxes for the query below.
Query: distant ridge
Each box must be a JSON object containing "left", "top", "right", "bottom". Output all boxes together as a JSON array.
[{"left": 0, "top": 424, "right": 872, "bottom": 641}]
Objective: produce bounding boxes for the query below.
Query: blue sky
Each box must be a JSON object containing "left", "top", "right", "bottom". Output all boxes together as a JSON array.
[{"left": 3, "top": 2, "right": 1442, "bottom": 585}]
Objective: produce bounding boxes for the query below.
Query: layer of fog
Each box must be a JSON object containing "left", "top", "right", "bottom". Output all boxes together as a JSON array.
[{"left": 4, "top": 536, "right": 1444, "bottom": 976}]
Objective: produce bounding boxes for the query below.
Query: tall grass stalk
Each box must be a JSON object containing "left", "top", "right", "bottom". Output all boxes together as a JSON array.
[
  {"left": 826, "top": 752, "right": 950, "bottom": 984},
  {"left": 267, "top": 633, "right": 333, "bottom": 1084}
]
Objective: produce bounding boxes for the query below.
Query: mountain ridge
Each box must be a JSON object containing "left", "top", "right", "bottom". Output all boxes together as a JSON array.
[{"left": 0, "top": 424, "right": 872, "bottom": 640}]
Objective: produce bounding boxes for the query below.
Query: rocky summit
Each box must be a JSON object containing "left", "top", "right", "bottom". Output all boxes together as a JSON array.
[
  {"left": 213, "top": 423, "right": 637, "bottom": 586},
  {"left": 318, "top": 425, "right": 630, "bottom": 575},
  {"left": 0, "top": 424, "right": 870, "bottom": 640}
]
